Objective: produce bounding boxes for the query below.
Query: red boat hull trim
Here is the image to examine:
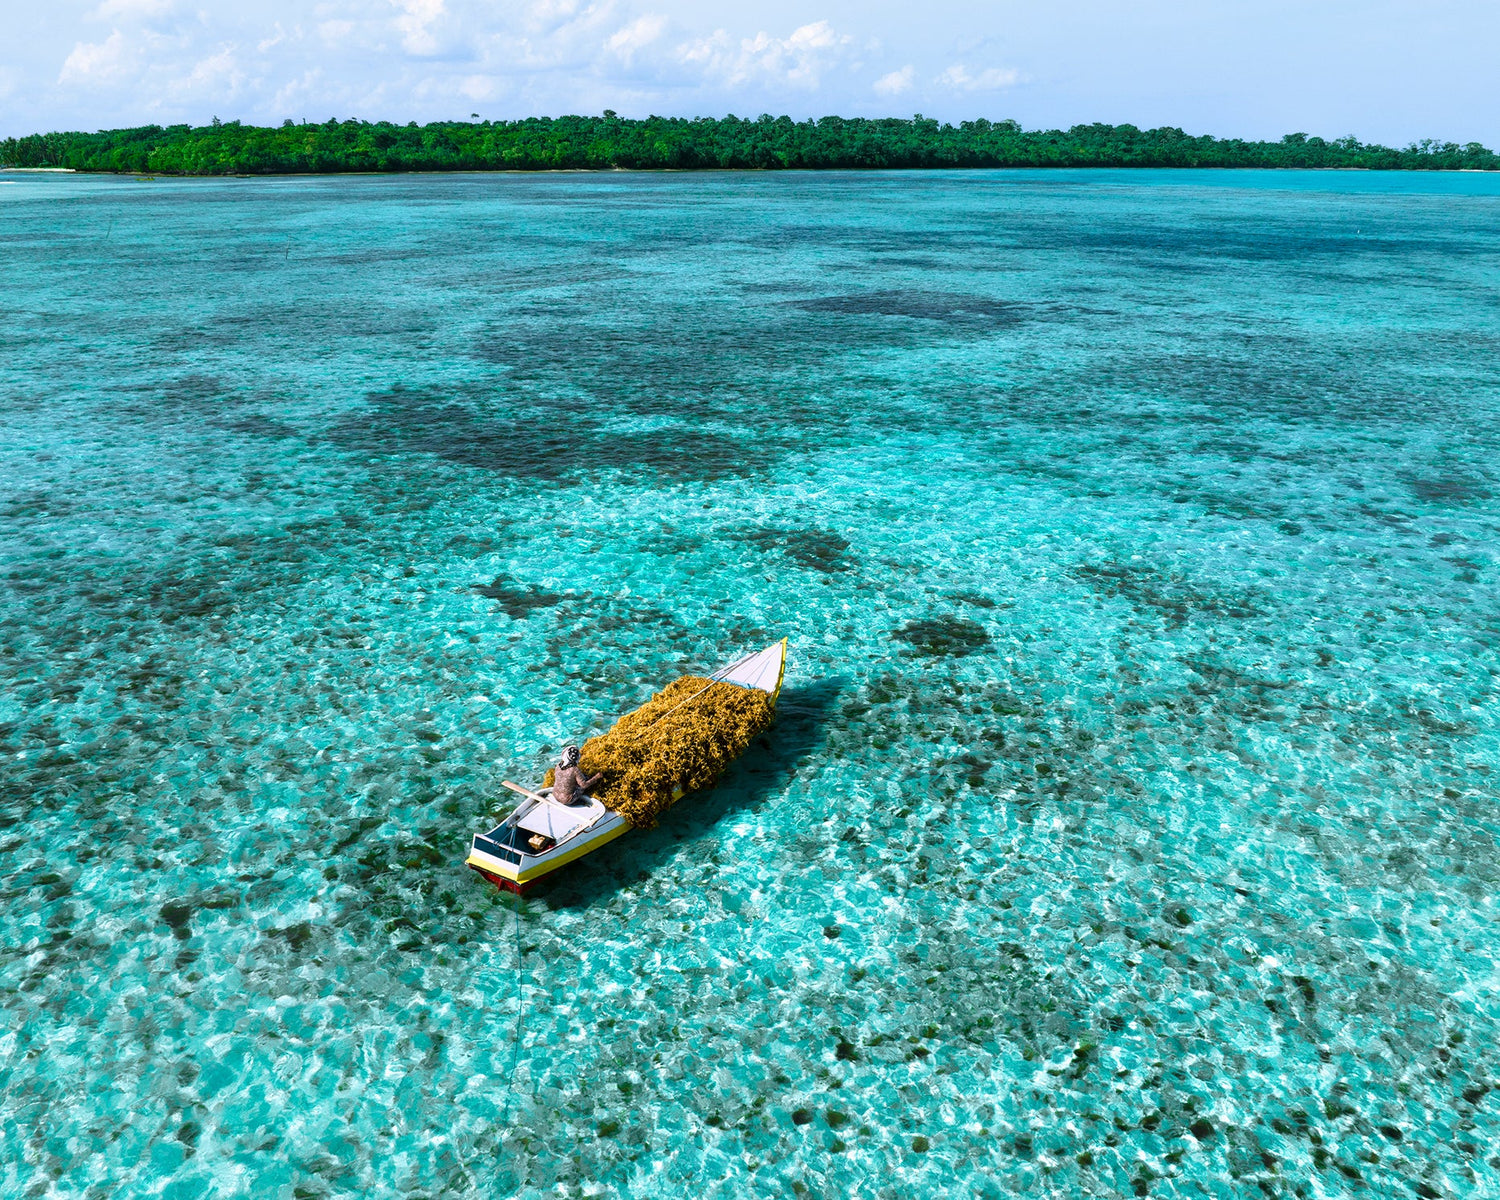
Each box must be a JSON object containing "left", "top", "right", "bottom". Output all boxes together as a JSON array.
[{"left": 469, "top": 863, "right": 535, "bottom": 895}]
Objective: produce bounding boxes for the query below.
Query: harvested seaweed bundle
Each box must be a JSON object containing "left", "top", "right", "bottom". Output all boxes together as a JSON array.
[{"left": 544, "top": 675, "right": 775, "bottom": 829}]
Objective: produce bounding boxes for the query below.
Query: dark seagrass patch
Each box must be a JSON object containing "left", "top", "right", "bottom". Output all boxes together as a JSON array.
[
  {"left": 735, "top": 524, "right": 854, "bottom": 573},
  {"left": 327, "top": 385, "right": 782, "bottom": 483},
  {"left": 472, "top": 575, "right": 565, "bottom": 618},
  {"left": 893, "top": 615, "right": 990, "bottom": 657}
]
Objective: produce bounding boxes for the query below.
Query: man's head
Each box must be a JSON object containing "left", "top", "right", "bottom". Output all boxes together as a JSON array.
[{"left": 559, "top": 744, "right": 581, "bottom": 769}]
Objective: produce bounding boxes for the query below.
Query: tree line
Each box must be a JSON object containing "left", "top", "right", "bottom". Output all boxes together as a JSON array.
[{"left": 3, "top": 115, "right": 1496, "bottom": 174}]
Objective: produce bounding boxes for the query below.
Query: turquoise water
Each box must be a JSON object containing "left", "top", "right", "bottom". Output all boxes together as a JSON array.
[{"left": 2, "top": 167, "right": 1498, "bottom": 1198}]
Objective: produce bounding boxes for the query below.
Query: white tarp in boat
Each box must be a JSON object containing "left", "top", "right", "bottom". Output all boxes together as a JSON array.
[{"left": 518, "top": 799, "right": 602, "bottom": 840}]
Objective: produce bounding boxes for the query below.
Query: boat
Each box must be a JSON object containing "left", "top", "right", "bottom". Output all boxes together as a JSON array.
[{"left": 465, "top": 639, "right": 786, "bottom": 894}]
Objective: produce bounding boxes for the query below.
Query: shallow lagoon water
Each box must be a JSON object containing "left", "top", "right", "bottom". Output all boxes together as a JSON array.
[{"left": 1, "top": 168, "right": 1499, "bottom": 1198}]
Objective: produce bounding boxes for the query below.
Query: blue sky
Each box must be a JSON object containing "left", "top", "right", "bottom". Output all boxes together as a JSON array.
[{"left": 3, "top": 0, "right": 1497, "bottom": 144}]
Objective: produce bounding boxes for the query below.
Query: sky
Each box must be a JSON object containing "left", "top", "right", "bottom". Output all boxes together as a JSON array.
[{"left": 2, "top": 0, "right": 1498, "bottom": 145}]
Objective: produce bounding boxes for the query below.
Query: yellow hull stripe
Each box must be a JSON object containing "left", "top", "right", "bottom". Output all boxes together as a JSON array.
[
  {"left": 516, "top": 821, "right": 632, "bottom": 880},
  {"left": 466, "top": 820, "right": 634, "bottom": 885},
  {"left": 465, "top": 848, "right": 520, "bottom": 882}
]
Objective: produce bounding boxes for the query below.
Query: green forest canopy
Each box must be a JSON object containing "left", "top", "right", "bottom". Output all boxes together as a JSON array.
[{"left": 3, "top": 115, "right": 1496, "bottom": 174}]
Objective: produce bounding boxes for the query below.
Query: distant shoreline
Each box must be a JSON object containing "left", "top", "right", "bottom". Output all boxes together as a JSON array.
[
  {"left": 5, "top": 165, "right": 1499, "bottom": 179},
  {"left": 4, "top": 116, "right": 1496, "bottom": 175}
]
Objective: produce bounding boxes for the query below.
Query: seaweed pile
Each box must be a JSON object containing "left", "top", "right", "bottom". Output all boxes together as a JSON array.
[{"left": 543, "top": 676, "right": 775, "bottom": 829}]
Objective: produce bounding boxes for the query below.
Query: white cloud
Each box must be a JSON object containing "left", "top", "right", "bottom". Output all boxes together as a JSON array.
[
  {"left": 6, "top": 0, "right": 1494, "bottom": 145},
  {"left": 271, "top": 68, "right": 324, "bottom": 116},
  {"left": 525, "top": 0, "right": 606, "bottom": 38},
  {"left": 59, "top": 31, "right": 131, "bottom": 84},
  {"left": 393, "top": 0, "right": 445, "bottom": 56},
  {"left": 605, "top": 14, "right": 666, "bottom": 64},
  {"left": 29, "top": 5, "right": 1028, "bottom": 134},
  {"left": 873, "top": 65, "right": 913, "bottom": 96},
  {"left": 482, "top": 0, "right": 619, "bottom": 74},
  {"left": 679, "top": 20, "right": 849, "bottom": 90},
  {"left": 529, "top": 0, "right": 585, "bottom": 24},
  {"left": 89, "top": 0, "right": 174, "bottom": 19},
  {"left": 459, "top": 74, "right": 499, "bottom": 101},
  {"left": 937, "top": 64, "right": 1020, "bottom": 91},
  {"left": 170, "top": 47, "right": 245, "bottom": 102}
]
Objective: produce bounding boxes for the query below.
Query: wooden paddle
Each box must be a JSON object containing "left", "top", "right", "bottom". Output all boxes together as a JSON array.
[{"left": 502, "top": 779, "right": 550, "bottom": 804}]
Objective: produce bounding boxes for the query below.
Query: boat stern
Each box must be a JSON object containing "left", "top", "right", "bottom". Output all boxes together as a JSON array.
[
  {"left": 465, "top": 832, "right": 527, "bottom": 893},
  {"left": 466, "top": 813, "right": 631, "bottom": 895}
]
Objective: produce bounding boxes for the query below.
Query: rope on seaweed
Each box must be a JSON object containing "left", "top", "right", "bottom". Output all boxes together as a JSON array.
[
  {"left": 556, "top": 650, "right": 754, "bottom": 758},
  {"left": 614, "top": 652, "right": 750, "bottom": 741}
]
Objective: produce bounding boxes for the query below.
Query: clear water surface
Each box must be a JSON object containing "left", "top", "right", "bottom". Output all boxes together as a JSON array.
[{"left": 2, "top": 168, "right": 1498, "bottom": 1198}]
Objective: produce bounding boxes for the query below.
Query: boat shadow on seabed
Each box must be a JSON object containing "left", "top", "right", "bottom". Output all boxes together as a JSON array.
[{"left": 538, "top": 677, "right": 847, "bottom": 910}]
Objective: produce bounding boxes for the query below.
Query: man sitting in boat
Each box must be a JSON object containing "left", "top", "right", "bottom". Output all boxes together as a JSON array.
[{"left": 550, "top": 745, "right": 601, "bottom": 806}]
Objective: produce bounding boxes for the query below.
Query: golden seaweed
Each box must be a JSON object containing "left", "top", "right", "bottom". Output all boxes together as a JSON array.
[{"left": 541, "top": 676, "right": 775, "bottom": 829}]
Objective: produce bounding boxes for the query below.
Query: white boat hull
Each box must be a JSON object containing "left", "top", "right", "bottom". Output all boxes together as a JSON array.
[{"left": 466, "top": 810, "right": 631, "bottom": 894}]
